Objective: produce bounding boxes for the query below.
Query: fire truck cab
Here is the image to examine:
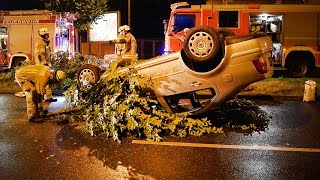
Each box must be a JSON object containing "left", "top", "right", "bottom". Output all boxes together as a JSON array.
[
  {"left": 0, "top": 10, "right": 75, "bottom": 70},
  {"left": 164, "top": 2, "right": 320, "bottom": 77}
]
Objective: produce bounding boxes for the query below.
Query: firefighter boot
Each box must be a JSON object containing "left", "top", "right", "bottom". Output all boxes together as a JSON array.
[{"left": 44, "top": 84, "right": 57, "bottom": 102}]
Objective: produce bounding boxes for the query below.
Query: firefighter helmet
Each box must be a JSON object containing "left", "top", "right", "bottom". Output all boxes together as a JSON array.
[
  {"left": 122, "top": 25, "right": 130, "bottom": 31},
  {"left": 38, "top": 28, "right": 49, "bottom": 36},
  {"left": 56, "top": 70, "right": 66, "bottom": 82}
]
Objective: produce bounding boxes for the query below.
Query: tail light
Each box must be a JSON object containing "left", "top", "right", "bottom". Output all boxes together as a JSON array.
[{"left": 252, "top": 56, "right": 268, "bottom": 74}]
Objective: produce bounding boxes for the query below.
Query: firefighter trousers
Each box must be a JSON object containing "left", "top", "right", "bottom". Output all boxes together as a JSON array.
[
  {"left": 44, "top": 84, "right": 52, "bottom": 100},
  {"left": 25, "top": 89, "right": 44, "bottom": 120},
  {"left": 15, "top": 80, "right": 43, "bottom": 120}
]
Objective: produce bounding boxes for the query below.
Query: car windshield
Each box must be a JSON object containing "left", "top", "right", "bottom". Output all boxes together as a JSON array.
[{"left": 165, "top": 88, "right": 216, "bottom": 113}]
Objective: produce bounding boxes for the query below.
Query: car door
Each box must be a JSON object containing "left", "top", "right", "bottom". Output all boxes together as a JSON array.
[{"left": 149, "top": 59, "right": 218, "bottom": 113}]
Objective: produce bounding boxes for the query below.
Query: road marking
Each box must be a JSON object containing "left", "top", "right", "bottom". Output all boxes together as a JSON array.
[{"left": 132, "top": 140, "right": 320, "bottom": 153}]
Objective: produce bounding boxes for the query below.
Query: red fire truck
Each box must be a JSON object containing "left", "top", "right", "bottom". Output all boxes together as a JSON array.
[
  {"left": 164, "top": 2, "right": 320, "bottom": 77},
  {"left": 0, "top": 10, "right": 75, "bottom": 70}
]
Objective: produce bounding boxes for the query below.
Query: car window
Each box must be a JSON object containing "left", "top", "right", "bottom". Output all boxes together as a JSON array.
[
  {"left": 174, "top": 14, "right": 196, "bottom": 32},
  {"left": 164, "top": 88, "right": 216, "bottom": 113}
]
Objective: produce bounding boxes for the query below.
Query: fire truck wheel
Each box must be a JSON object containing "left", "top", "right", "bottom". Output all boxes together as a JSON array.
[
  {"left": 77, "top": 64, "right": 101, "bottom": 90},
  {"left": 183, "top": 26, "right": 221, "bottom": 63},
  {"left": 287, "top": 60, "right": 308, "bottom": 78},
  {"left": 12, "top": 58, "right": 24, "bottom": 68}
]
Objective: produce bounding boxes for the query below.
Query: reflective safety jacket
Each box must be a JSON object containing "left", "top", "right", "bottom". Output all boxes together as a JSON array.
[
  {"left": 34, "top": 39, "right": 51, "bottom": 65},
  {"left": 123, "top": 33, "right": 137, "bottom": 55},
  {"left": 15, "top": 65, "right": 52, "bottom": 95}
]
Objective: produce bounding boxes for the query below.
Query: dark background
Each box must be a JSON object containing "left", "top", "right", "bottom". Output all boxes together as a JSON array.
[
  {"left": 0, "top": 0, "right": 206, "bottom": 39},
  {"left": 0, "top": 0, "right": 308, "bottom": 39}
]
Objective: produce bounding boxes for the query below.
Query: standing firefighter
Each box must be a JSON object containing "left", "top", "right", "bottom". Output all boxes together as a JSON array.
[
  {"left": 34, "top": 27, "right": 56, "bottom": 102},
  {"left": 119, "top": 25, "right": 137, "bottom": 56},
  {"left": 15, "top": 64, "right": 66, "bottom": 122}
]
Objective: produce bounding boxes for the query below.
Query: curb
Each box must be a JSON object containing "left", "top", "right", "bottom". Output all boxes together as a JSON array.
[
  {"left": 236, "top": 94, "right": 320, "bottom": 102},
  {"left": 236, "top": 94, "right": 303, "bottom": 101}
]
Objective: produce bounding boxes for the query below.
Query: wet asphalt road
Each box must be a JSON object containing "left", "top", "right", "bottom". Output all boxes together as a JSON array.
[{"left": 1, "top": 94, "right": 320, "bottom": 180}]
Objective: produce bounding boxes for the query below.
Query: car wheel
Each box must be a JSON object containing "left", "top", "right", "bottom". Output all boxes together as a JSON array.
[
  {"left": 183, "top": 26, "right": 221, "bottom": 63},
  {"left": 77, "top": 64, "right": 101, "bottom": 90}
]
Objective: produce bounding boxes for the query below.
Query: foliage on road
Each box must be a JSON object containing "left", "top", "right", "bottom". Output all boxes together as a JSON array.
[
  {"left": 203, "top": 99, "right": 269, "bottom": 133},
  {"left": 61, "top": 66, "right": 269, "bottom": 142},
  {"left": 64, "top": 68, "right": 216, "bottom": 142}
]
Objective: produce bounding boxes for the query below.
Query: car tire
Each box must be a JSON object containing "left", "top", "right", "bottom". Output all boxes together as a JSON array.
[
  {"left": 12, "top": 58, "right": 24, "bottom": 68},
  {"left": 218, "top": 28, "right": 235, "bottom": 42},
  {"left": 183, "top": 26, "right": 221, "bottom": 63},
  {"left": 77, "top": 64, "right": 101, "bottom": 90}
]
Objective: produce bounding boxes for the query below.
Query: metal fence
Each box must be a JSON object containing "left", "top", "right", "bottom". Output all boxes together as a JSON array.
[{"left": 136, "top": 38, "right": 164, "bottom": 59}]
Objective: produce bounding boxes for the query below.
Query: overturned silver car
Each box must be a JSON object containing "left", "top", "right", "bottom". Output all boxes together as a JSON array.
[{"left": 77, "top": 26, "right": 274, "bottom": 115}]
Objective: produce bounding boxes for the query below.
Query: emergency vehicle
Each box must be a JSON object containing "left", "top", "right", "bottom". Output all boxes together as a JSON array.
[
  {"left": 164, "top": 2, "right": 320, "bottom": 77},
  {"left": 0, "top": 10, "right": 75, "bottom": 70}
]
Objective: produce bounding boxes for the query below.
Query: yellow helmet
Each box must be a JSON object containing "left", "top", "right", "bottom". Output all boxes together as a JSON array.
[{"left": 56, "top": 70, "right": 66, "bottom": 82}]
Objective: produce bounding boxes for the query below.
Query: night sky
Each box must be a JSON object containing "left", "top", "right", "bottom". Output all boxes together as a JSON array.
[
  {"left": 0, "top": 0, "right": 306, "bottom": 38},
  {"left": 0, "top": 0, "right": 208, "bottom": 39}
]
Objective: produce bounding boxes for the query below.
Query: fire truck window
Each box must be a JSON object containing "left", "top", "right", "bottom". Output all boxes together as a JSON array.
[
  {"left": 0, "top": 26, "right": 8, "bottom": 49},
  {"left": 219, "top": 11, "right": 239, "bottom": 28},
  {"left": 174, "top": 14, "right": 195, "bottom": 32}
]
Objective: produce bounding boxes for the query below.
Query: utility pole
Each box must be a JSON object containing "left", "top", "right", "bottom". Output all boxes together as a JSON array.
[{"left": 128, "top": 0, "right": 131, "bottom": 26}]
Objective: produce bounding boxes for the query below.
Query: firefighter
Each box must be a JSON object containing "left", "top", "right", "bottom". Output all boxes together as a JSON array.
[
  {"left": 34, "top": 27, "right": 56, "bottom": 102},
  {"left": 118, "top": 25, "right": 137, "bottom": 56},
  {"left": 15, "top": 64, "right": 66, "bottom": 122}
]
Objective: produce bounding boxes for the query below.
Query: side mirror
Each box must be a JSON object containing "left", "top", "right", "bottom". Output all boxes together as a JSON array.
[{"left": 163, "top": 19, "right": 168, "bottom": 34}]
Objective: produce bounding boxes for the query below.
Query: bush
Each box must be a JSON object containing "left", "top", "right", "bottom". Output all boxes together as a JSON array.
[{"left": 49, "top": 51, "right": 90, "bottom": 90}]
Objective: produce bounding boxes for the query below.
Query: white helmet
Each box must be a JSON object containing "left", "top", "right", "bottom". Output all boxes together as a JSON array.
[
  {"left": 38, "top": 28, "right": 49, "bottom": 36},
  {"left": 56, "top": 70, "right": 66, "bottom": 82},
  {"left": 122, "top": 25, "right": 130, "bottom": 31}
]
